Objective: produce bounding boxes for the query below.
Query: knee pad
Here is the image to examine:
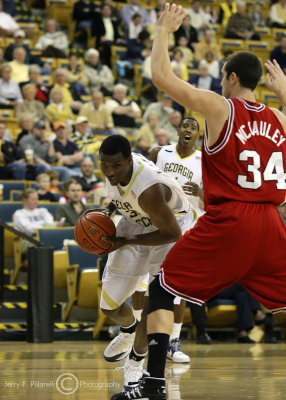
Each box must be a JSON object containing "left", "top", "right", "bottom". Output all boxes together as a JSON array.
[{"left": 148, "top": 276, "right": 175, "bottom": 314}]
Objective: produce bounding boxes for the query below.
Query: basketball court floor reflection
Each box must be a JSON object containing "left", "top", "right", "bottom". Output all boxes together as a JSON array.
[{"left": 0, "top": 341, "right": 286, "bottom": 399}]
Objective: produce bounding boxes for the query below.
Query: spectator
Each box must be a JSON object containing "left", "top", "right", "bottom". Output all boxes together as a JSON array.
[
  {"left": 153, "top": 127, "right": 172, "bottom": 147},
  {"left": 162, "top": 111, "right": 183, "bottom": 142},
  {"left": 125, "top": 29, "right": 150, "bottom": 64},
  {"left": 46, "top": 169, "right": 61, "bottom": 194},
  {"left": 46, "top": 87, "right": 74, "bottom": 126},
  {"left": 143, "top": 94, "right": 174, "bottom": 128},
  {"left": 187, "top": 0, "right": 209, "bottom": 35},
  {"left": 36, "top": 173, "right": 58, "bottom": 202},
  {"left": 174, "top": 14, "right": 198, "bottom": 51},
  {"left": 270, "top": 0, "right": 286, "bottom": 28},
  {"left": 53, "top": 68, "right": 85, "bottom": 110},
  {"left": 148, "top": 9, "right": 175, "bottom": 50},
  {"left": 136, "top": 113, "right": 159, "bottom": 147},
  {"left": 133, "top": 133, "right": 152, "bottom": 158},
  {"left": 83, "top": 48, "right": 114, "bottom": 95},
  {"left": 75, "top": 157, "right": 104, "bottom": 203},
  {"left": 21, "top": 64, "right": 50, "bottom": 105},
  {"left": 171, "top": 48, "right": 189, "bottom": 81},
  {"left": 9, "top": 47, "right": 29, "bottom": 84},
  {"left": 35, "top": 19, "right": 68, "bottom": 58},
  {"left": 0, "top": 119, "right": 25, "bottom": 179},
  {"left": 177, "top": 36, "right": 194, "bottom": 68},
  {"left": 270, "top": 34, "right": 286, "bottom": 73},
  {"left": 194, "top": 29, "right": 223, "bottom": 63},
  {"left": 53, "top": 121, "right": 83, "bottom": 176},
  {"left": 278, "top": 203, "right": 286, "bottom": 225},
  {"left": 16, "top": 114, "right": 34, "bottom": 145},
  {"left": 55, "top": 179, "right": 89, "bottom": 226},
  {"left": 16, "top": 84, "right": 47, "bottom": 121},
  {"left": 199, "top": 50, "right": 220, "bottom": 79},
  {"left": 251, "top": 4, "right": 265, "bottom": 27},
  {"left": 0, "top": 0, "right": 19, "bottom": 35},
  {"left": 217, "top": 0, "right": 237, "bottom": 29},
  {"left": 71, "top": 115, "right": 94, "bottom": 152},
  {"left": 128, "top": 12, "right": 143, "bottom": 39},
  {"left": 4, "top": 30, "right": 31, "bottom": 63},
  {"left": 79, "top": 90, "right": 114, "bottom": 134},
  {"left": 72, "top": 0, "right": 97, "bottom": 39},
  {"left": 189, "top": 62, "right": 221, "bottom": 94},
  {"left": 121, "top": 0, "right": 150, "bottom": 28},
  {"left": 0, "top": 63, "right": 23, "bottom": 107},
  {"left": 105, "top": 83, "right": 141, "bottom": 136},
  {"left": 187, "top": 303, "right": 212, "bottom": 344},
  {"left": 18, "top": 120, "right": 71, "bottom": 181},
  {"left": 225, "top": 1, "right": 260, "bottom": 40},
  {"left": 64, "top": 54, "right": 88, "bottom": 88},
  {"left": 203, "top": 3, "right": 217, "bottom": 24}
]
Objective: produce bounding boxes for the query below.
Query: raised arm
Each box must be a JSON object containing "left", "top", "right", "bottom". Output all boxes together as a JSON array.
[
  {"left": 151, "top": 3, "right": 228, "bottom": 146},
  {"left": 265, "top": 59, "right": 286, "bottom": 117}
]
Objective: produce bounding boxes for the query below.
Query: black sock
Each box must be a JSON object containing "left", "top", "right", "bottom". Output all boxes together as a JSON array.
[
  {"left": 121, "top": 319, "right": 139, "bottom": 334},
  {"left": 129, "top": 347, "right": 146, "bottom": 362},
  {"left": 147, "top": 333, "right": 169, "bottom": 379}
]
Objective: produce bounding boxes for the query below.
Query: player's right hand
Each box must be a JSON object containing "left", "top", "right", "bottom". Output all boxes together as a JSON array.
[
  {"left": 158, "top": 3, "right": 187, "bottom": 33},
  {"left": 182, "top": 181, "right": 200, "bottom": 197}
]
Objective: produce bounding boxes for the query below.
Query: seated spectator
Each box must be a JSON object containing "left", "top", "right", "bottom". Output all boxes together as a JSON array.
[
  {"left": 187, "top": 303, "right": 212, "bottom": 344},
  {"left": 18, "top": 120, "right": 71, "bottom": 181},
  {"left": 121, "top": 0, "right": 150, "bottom": 29},
  {"left": 128, "top": 13, "right": 143, "bottom": 39},
  {"left": 210, "top": 282, "right": 277, "bottom": 343},
  {"left": 21, "top": 64, "right": 51, "bottom": 105},
  {"left": 71, "top": 115, "right": 94, "bottom": 152},
  {"left": 177, "top": 36, "right": 194, "bottom": 68},
  {"left": 0, "top": 0, "right": 19, "bottom": 35},
  {"left": 251, "top": 4, "right": 265, "bottom": 27},
  {"left": 153, "top": 127, "right": 173, "bottom": 147},
  {"left": 194, "top": 29, "right": 222, "bottom": 63},
  {"left": 73, "top": 0, "right": 97, "bottom": 40},
  {"left": 105, "top": 83, "right": 141, "bottom": 136},
  {"left": 189, "top": 62, "right": 221, "bottom": 94},
  {"left": 171, "top": 48, "right": 189, "bottom": 81},
  {"left": 270, "top": 34, "right": 286, "bottom": 73},
  {"left": 125, "top": 29, "right": 150, "bottom": 64},
  {"left": 35, "top": 19, "right": 68, "bottom": 58},
  {"left": 278, "top": 203, "right": 286, "bottom": 225},
  {"left": 225, "top": 1, "right": 260, "bottom": 40},
  {"left": 187, "top": 0, "right": 209, "bottom": 36},
  {"left": 64, "top": 53, "right": 88, "bottom": 88},
  {"left": 36, "top": 173, "right": 58, "bottom": 202},
  {"left": 203, "top": 3, "right": 217, "bottom": 24},
  {"left": 162, "top": 111, "right": 183, "bottom": 142},
  {"left": 52, "top": 68, "right": 85, "bottom": 110},
  {"left": 174, "top": 14, "right": 198, "bottom": 51},
  {"left": 9, "top": 47, "right": 29, "bottom": 84},
  {"left": 4, "top": 30, "right": 31, "bottom": 63},
  {"left": 16, "top": 84, "right": 47, "bottom": 121},
  {"left": 79, "top": 90, "right": 114, "bottom": 134},
  {"left": 46, "top": 169, "right": 61, "bottom": 194},
  {"left": 217, "top": 0, "right": 237, "bottom": 29},
  {"left": 82, "top": 48, "right": 114, "bottom": 95},
  {"left": 143, "top": 94, "right": 174, "bottom": 128},
  {"left": 133, "top": 133, "right": 152, "bottom": 158},
  {"left": 136, "top": 112, "right": 159, "bottom": 147},
  {"left": 0, "top": 63, "right": 23, "bottom": 107},
  {"left": 0, "top": 119, "right": 25, "bottom": 179},
  {"left": 53, "top": 121, "right": 83, "bottom": 176},
  {"left": 199, "top": 50, "right": 220, "bottom": 79},
  {"left": 46, "top": 88, "right": 74, "bottom": 127},
  {"left": 55, "top": 179, "right": 89, "bottom": 225},
  {"left": 75, "top": 157, "right": 104, "bottom": 203},
  {"left": 270, "top": 0, "right": 286, "bottom": 28},
  {"left": 16, "top": 114, "right": 34, "bottom": 145}
]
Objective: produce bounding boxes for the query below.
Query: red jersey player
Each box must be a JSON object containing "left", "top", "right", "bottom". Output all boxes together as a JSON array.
[{"left": 111, "top": 4, "right": 286, "bottom": 400}]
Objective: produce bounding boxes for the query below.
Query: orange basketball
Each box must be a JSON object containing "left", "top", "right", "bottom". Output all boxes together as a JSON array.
[{"left": 75, "top": 210, "right": 116, "bottom": 254}]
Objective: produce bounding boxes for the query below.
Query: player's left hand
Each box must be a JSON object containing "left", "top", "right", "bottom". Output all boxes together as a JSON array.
[
  {"left": 182, "top": 181, "right": 201, "bottom": 197},
  {"left": 265, "top": 59, "right": 286, "bottom": 97},
  {"left": 158, "top": 3, "right": 187, "bottom": 33},
  {"left": 102, "top": 236, "right": 128, "bottom": 253}
]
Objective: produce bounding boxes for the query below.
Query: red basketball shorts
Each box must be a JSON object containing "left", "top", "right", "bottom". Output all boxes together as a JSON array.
[{"left": 158, "top": 201, "right": 286, "bottom": 312}]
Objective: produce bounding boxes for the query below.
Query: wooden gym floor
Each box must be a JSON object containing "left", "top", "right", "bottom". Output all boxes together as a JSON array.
[{"left": 0, "top": 341, "right": 285, "bottom": 400}]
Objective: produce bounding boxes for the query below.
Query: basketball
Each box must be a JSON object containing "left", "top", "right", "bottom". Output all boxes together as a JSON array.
[{"left": 75, "top": 210, "right": 116, "bottom": 254}]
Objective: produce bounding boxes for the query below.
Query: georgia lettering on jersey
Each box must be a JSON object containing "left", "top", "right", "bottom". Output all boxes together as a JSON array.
[{"left": 202, "top": 98, "right": 286, "bottom": 207}]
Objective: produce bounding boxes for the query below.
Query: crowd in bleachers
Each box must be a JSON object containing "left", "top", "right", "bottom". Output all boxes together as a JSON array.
[{"left": 1, "top": 0, "right": 286, "bottom": 340}]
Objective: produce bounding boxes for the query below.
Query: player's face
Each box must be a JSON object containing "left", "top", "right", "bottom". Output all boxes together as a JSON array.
[
  {"left": 100, "top": 153, "right": 133, "bottom": 186},
  {"left": 221, "top": 66, "right": 231, "bottom": 98},
  {"left": 177, "top": 119, "right": 199, "bottom": 147}
]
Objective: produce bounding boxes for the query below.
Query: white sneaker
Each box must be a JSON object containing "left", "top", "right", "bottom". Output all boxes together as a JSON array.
[
  {"left": 167, "top": 338, "right": 190, "bottom": 363},
  {"left": 104, "top": 332, "right": 135, "bottom": 362},
  {"left": 124, "top": 356, "right": 145, "bottom": 390}
]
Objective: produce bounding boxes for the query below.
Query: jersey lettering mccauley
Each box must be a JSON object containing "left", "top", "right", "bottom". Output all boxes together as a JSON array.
[
  {"left": 105, "top": 153, "right": 191, "bottom": 227},
  {"left": 203, "top": 97, "right": 286, "bottom": 207},
  {"left": 156, "top": 144, "right": 202, "bottom": 209}
]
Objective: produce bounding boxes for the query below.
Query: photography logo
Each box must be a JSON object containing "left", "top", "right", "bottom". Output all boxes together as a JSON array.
[{"left": 56, "top": 373, "right": 79, "bottom": 395}]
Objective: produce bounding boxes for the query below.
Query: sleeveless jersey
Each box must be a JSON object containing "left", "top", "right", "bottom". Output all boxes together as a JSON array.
[
  {"left": 156, "top": 144, "right": 202, "bottom": 209},
  {"left": 105, "top": 153, "right": 191, "bottom": 227},
  {"left": 203, "top": 97, "right": 286, "bottom": 207}
]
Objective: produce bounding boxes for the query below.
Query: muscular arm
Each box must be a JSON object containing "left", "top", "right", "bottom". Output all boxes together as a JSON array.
[
  {"left": 151, "top": 4, "right": 229, "bottom": 147},
  {"left": 265, "top": 59, "right": 286, "bottom": 118}
]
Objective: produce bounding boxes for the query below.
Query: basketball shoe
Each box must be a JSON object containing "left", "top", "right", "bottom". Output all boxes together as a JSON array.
[
  {"left": 167, "top": 338, "right": 190, "bottom": 363},
  {"left": 123, "top": 356, "right": 148, "bottom": 390},
  {"left": 111, "top": 377, "right": 167, "bottom": 400},
  {"left": 104, "top": 331, "right": 135, "bottom": 362}
]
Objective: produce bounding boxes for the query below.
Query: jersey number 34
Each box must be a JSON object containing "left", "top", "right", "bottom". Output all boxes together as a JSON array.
[{"left": 238, "top": 150, "right": 286, "bottom": 189}]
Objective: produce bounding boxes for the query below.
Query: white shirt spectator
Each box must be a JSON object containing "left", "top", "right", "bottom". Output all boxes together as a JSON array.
[
  {"left": 0, "top": 78, "right": 23, "bottom": 104},
  {"left": 105, "top": 97, "right": 141, "bottom": 115},
  {"left": 0, "top": 11, "right": 19, "bottom": 31},
  {"left": 14, "top": 208, "right": 54, "bottom": 236},
  {"left": 188, "top": 7, "right": 209, "bottom": 31},
  {"left": 103, "top": 18, "right": 114, "bottom": 41},
  {"left": 35, "top": 31, "right": 68, "bottom": 52}
]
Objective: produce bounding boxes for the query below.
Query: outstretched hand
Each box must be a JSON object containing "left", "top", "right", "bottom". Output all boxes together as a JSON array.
[
  {"left": 158, "top": 2, "right": 187, "bottom": 33},
  {"left": 265, "top": 59, "right": 286, "bottom": 97}
]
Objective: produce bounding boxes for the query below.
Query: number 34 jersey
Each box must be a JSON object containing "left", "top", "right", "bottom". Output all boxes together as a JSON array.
[{"left": 203, "top": 97, "right": 286, "bottom": 208}]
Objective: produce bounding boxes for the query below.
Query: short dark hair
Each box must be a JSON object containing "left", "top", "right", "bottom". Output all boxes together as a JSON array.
[
  {"left": 224, "top": 51, "right": 262, "bottom": 91},
  {"left": 180, "top": 116, "right": 199, "bottom": 132},
  {"left": 99, "top": 135, "right": 131, "bottom": 159}
]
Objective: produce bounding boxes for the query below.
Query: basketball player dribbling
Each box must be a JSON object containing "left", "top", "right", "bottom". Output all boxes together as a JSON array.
[
  {"left": 111, "top": 3, "right": 286, "bottom": 400},
  {"left": 98, "top": 134, "right": 197, "bottom": 388}
]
